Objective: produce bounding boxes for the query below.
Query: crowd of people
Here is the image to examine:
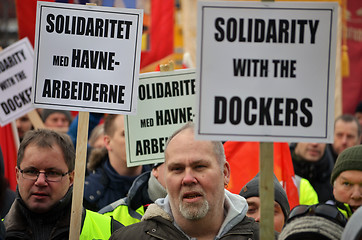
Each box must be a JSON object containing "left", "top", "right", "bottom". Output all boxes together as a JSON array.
[{"left": 0, "top": 101, "right": 361, "bottom": 239}]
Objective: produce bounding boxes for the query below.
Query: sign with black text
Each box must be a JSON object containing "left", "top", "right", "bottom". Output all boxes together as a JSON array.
[
  {"left": 196, "top": 1, "right": 338, "bottom": 143},
  {"left": 32, "top": 2, "right": 143, "bottom": 114},
  {"left": 125, "top": 69, "right": 196, "bottom": 167},
  {"left": 0, "top": 38, "right": 34, "bottom": 126}
]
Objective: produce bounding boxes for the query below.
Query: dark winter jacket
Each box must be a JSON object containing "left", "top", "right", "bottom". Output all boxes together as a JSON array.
[
  {"left": 4, "top": 187, "right": 122, "bottom": 240},
  {"left": 290, "top": 143, "right": 335, "bottom": 203},
  {"left": 83, "top": 151, "right": 151, "bottom": 211},
  {"left": 99, "top": 171, "right": 167, "bottom": 226}
]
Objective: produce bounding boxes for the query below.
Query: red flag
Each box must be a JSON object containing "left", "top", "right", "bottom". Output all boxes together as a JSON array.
[
  {"left": 343, "top": 0, "right": 362, "bottom": 114},
  {"left": 140, "top": 0, "right": 174, "bottom": 69},
  {"left": 224, "top": 141, "right": 299, "bottom": 209},
  {"left": 16, "top": 0, "right": 173, "bottom": 69},
  {"left": 0, "top": 124, "right": 18, "bottom": 191}
]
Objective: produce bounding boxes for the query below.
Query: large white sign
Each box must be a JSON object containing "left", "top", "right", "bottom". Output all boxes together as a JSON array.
[
  {"left": 0, "top": 38, "right": 34, "bottom": 126},
  {"left": 196, "top": 1, "right": 338, "bottom": 143},
  {"left": 32, "top": 2, "right": 143, "bottom": 114},
  {"left": 125, "top": 69, "right": 196, "bottom": 167}
]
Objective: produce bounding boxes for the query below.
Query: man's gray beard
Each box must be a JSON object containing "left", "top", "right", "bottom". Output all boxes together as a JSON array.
[{"left": 179, "top": 199, "right": 209, "bottom": 220}]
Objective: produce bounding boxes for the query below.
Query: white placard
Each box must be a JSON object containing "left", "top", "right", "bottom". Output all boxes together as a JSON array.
[
  {"left": 0, "top": 38, "right": 34, "bottom": 126},
  {"left": 125, "top": 69, "right": 196, "bottom": 167},
  {"left": 196, "top": 1, "right": 338, "bottom": 143},
  {"left": 32, "top": 2, "right": 143, "bottom": 114}
]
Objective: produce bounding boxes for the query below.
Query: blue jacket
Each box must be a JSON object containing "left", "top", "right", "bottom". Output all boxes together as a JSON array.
[{"left": 83, "top": 154, "right": 151, "bottom": 211}]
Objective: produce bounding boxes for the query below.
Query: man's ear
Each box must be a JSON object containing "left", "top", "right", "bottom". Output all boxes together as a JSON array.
[
  {"left": 223, "top": 161, "right": 231, "bottom": 186},
  {"left": 68, "top": 171, "right": 75, "bottom": 186},
  {"left": 104, "top": 135, "right": 111, "bottom": 151},
  {"left": 16, "top": 167, "right": 20, "bottom": 183}
]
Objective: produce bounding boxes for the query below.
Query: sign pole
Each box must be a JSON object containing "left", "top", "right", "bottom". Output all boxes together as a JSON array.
[
  {"left": 69, "top": 111, "right": 89, "bottom": 240},
  {"left": 259, "top": 142, "right": 274, "bottom": 239},
  {"left": 260, "top": 0, "right": 275, "bottom": 237},
  {"left": 27, "top": 109, "right": 45, "bottom": 129}
]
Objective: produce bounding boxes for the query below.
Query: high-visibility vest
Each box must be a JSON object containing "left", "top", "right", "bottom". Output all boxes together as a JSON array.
[
  {"left": 102, "top": 198, "right": 145, "bottom": 226},
  {"left": 337, "top": 203, "right": 353, "bottom": 219},
  {"left": 80, "top": 209, "right": 113, "bottom": 240},
  {"left": 295, "top": 175, "right": 319, "bottom": 205}
]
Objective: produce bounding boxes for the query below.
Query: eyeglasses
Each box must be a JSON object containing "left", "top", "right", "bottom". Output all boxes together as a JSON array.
[
  {"left": 18, "top": 167, "right": 71, "bottom": 182},
  {"left": 287, "top": 204, "right": 347, "bottom": 227}
]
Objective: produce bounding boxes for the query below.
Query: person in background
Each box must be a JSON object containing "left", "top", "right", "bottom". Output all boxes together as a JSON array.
[
  {"left": 109, "top": 122, "right": 269, "bottom": 240},
  {"left": 83, "top": 114, "right": 151, "bottom": 211},
  {"left": 41, "top": 109, "right": 72, "bottom": 133},
  {"left": 327, "top": 114, "right": 361, "bottom": 163},
  {"left": 0, "top": 147, "right": 15, "bottom": 219},
  {"left": 341, "top": 206, "right": 362, "bottom": 240},
  {"left": 239, "top": 173, "right": 290, "bottom": 233},
  {"left": 67, "top": 112, "right": 104, "bottom": 149},
  {"left": 354, "top": 101, "right": 362, "bottom": 133},
  {"left": 3, "top": 129, "right": 122, "bottom": 239},
  {"left": 330, "top": 144, "right": 362, "bottom": 218},
  {"left": 15, "top": 114, "right": 33, "bottom": 142},
  {"left": 290, "top": 142, "right": 334, "bottom": 203},
  {"left": 99, "top": 162, "right": 167, "bottom": 226},
  {"left": 88, "top": 123, "right": 105, "bottom": 149},
  {"left": 279, "top": 203, "right": 346, "bottom": 240}
]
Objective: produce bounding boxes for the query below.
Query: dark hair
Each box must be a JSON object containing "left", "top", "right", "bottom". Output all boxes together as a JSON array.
[{"left": 17, "top": 129, "right": 75, "bottom": 171}]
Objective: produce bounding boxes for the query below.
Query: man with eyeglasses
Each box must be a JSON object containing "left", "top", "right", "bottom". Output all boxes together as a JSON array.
[{"left": 3, "top": 129, "right": 123, "bottom": 239}]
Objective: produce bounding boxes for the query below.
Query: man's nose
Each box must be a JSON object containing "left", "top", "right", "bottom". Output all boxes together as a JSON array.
[
  {"left": 341, "top": 135, "right": 348, "bottom": 144},
  {"left": 254, "top": 214, "right": 260, "bottom": 222},
  {"left": 182, "top": 169, "right": 197, "bottom": 185},
  {"left": 351, "top": 185, "right": 361, "bottom": 200},
  {"left": 35, "top": 172, "right": 48, "bottom": 185}
]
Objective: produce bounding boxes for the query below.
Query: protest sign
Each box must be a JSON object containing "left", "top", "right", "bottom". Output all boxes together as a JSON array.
[
  {"left": 196, "top": 1, "right": 338, "bottom": 143},
  {"left": 0, "top": 38, "right": 34, "bottom": 126},
  {"left": 32, "top": 2, "right": 143, "bottom": 114},
  {"left": 125, "top": 69, "right": 196, "bottom": 167}
]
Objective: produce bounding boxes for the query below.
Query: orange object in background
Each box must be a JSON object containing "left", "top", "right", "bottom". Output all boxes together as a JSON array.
[{"left": 224, "top": 141, "right": 299, "bottom": 209}]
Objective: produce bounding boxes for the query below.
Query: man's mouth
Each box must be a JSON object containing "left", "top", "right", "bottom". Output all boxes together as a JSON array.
[
  {"left": 182, "top": 192, "right": 203, "bottom": 202},
  {"left": 32, "top": 192, "right": 49, "bottom": 199}
]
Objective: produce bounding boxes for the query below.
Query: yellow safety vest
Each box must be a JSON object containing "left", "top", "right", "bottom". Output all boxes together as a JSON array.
[
  {"left": 295, "top": 176, "right": 319, "bottom": 205},
  {"left": 103, "top": 204, "right": 145, "bottom": 226},
  {"left": 80, "top": 209, "right": 113, "bottom": 240},
  {"left": 337, "top": 203, "right": 353, "bottom": 219}
]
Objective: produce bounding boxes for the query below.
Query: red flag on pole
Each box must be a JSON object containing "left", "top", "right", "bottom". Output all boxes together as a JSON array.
[
  {"left": 0, "top": 124, "right": 18, "bottom": 191},
  {"left": 224, "top": 141, "right": 299, "bottom": 209}
]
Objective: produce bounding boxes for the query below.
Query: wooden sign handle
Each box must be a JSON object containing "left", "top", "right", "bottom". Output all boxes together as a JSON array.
[
  {"left": 69, "top": 111, "right": 89, "bottom": 240},
  {"left": 259, "top": 142, "right": 274, "bottom": 239},
  {"left": 27, "top": 109, "right": 45, "bottom": 129}
]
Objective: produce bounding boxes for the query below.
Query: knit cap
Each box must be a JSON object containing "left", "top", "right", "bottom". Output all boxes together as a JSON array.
[
  {"left": 41, "top": 109, "right": 72, "bottom": 123},
  {"left": 331, "top": 145, "right": 362, "bottom": 184},
  {"left": 279, "top": 215, "right": 343, "bottom": 240},
  {"left": 239, "top": 173, "right": 290, "bottom": 220}
]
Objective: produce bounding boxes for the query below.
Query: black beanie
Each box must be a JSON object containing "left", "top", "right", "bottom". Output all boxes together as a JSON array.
[
  {"left": 41, "top": 109, "right": 72, "bottom": 123},
  {"left": 331, "top": 145, "right": 362, "bottom": 184},
  {"left": 239, "top": 173, "right": 290, "bottom": 220}
]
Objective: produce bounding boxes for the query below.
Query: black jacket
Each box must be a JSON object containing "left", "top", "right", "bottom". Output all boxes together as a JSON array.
[{"left": 290, "top": 143, "right": 335, "bottom": 203}]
